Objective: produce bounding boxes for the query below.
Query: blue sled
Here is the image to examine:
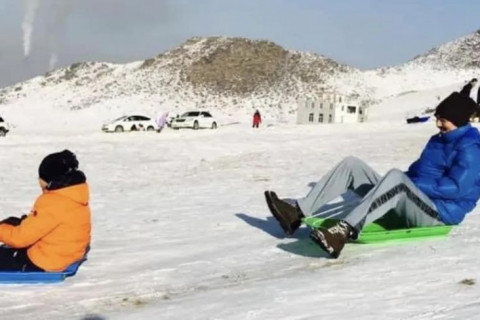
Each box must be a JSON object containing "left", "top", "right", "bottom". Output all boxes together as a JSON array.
[
  {"left": 406, "top": 116, "right": 430, "bottom": 124},
  {"left": 0, "top": 247, "right": 89, "bottom": 284}
]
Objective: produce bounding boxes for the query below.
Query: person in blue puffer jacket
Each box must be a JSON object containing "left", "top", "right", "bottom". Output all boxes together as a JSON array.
[
  {"left": 406, "top": 99, "right": 480, "bottom": 225},
  {"left": 265, "top": 92, "right": 480, "bottom": 258}
]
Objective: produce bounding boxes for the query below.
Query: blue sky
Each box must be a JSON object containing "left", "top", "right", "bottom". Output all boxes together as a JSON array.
[{"left": 1, "top": 0, "right": 480, "bottom": 88}]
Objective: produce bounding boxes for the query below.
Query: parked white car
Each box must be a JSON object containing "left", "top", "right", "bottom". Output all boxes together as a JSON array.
[
  {"left": 171, "top": 111, "right": 218, "bottom": 130},
  {"left": 0, "top": 116, "right": 10, "bottom": 137},
  {"left": 102, "top": 115, "right": 160, "bottom": 133}
]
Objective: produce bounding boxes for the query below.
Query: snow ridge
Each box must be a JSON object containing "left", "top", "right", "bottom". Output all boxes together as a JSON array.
[{"left": 0, "top": 31, "right": 479, "bottom": 124}]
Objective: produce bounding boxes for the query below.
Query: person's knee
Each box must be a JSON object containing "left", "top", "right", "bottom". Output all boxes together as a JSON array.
[
  {"left": 342, "top": 156, "right": 362, "bottom": 165},
  {"left": 384, "top": 168, "right": 404, "bottom": 179}
]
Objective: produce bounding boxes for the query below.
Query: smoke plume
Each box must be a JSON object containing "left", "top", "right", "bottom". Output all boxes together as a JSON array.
[
  {"left": 22, "top": 0, "right": 40, "bottom": 57},
  {"left": 46, "top": 0, "right": 73, "bottom": 70}
]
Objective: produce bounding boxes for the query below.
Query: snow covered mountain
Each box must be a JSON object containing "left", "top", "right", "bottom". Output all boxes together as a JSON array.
[
  {"left": 0, "top": 30, "right": 479, "bottom": 128},
  {"left": 408, "top": 29, "right": 480, "bottom": 69},
  {"left": 0, "top": 37, "right": 359, "bottom": 120},
  {"left": 358, "top": 29, "right": 480, "bottom": 101}
]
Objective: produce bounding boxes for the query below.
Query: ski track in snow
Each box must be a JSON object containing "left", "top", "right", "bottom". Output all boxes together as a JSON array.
[{"left": 1, "top": 122, "right": 480, "bottom": 319}]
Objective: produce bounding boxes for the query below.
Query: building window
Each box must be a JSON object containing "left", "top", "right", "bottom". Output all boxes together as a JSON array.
[
  {"left": 320, "top": 103, "right": 323, "bottom": 109},
  {"left": 359, "top": 108, "right": 363, "bottom": 115},
  {"left": 341, "top": 105, "right": 344, "bottom": 112},
  {"left": 339, "top": 97, "right": 342, "bottom": 103},
  {"left": 318, "top": 113, "right": 323, "bottom": 123},
  {"left": 311, "top": 102, "right": 314, "bottom": 109},
  {"left": 347, "top": 106, "right": 356, "bottom": 114},
  {"left": 329, "top": 103, "right": 333, "bottom": 110},
  {"left": 309, "top": 113, "right": 314, "bottom": 122},
  {"left": 328, "top": 114, "right": 332, "bottom": 123}
]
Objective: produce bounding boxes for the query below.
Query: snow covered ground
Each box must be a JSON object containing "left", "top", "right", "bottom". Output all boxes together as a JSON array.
[
  {"left": 1, "top": 112, "right": 480, "bottom": 319},
  {"left": 367, "top": 82, "right": 478, "bottom": 123}
]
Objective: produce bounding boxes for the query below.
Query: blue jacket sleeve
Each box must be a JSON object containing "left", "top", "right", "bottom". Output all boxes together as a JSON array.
[{"left": 415, "top": 144, "right": 480, "bottom": 199}]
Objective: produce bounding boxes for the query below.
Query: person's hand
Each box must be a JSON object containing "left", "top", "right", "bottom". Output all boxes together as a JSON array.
[{"left": 0, "top": 215, "right": 27, "bottom": 226}]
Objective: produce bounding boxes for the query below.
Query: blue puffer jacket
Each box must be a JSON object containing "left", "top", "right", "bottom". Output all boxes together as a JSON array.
[{"left": 406, "top": 124, "right": 480, "bottom": 224}]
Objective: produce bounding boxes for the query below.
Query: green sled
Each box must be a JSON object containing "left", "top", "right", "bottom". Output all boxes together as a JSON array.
[{"left": 303, "top": 213, "right": 453, "bottom": 243}]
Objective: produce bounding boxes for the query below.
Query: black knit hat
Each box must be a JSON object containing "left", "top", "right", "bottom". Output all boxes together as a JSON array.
[
  {"left": 38, "top": 150, "right": 79, "bottom": 183},
  {"left": 435, "top": 92, "right": 477, "bottom": 127}
]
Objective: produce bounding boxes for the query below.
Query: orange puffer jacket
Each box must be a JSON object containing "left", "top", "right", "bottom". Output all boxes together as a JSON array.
[{"left": 0, "top": 183, "right": 91, "bottom": 271}]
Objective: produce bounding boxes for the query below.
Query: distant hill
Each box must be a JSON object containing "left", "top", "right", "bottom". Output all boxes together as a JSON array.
[
  {"left": 0, "top": 31, "right": 479, "bottom": 125},
  {"left": 407, "top": 30, "right": 480, "bottom": 69}
]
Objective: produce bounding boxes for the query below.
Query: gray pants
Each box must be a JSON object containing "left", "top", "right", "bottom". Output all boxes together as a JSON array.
[{"left": 296, "top": 157, "right": 445, "bottom": 232}]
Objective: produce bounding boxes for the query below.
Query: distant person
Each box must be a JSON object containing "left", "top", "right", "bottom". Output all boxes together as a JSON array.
[
  {"left": 156, "top": 111, "right": 169, "bottom": 133},
  {"left": 468, "top": 84, "right": 480, "bottom": 121},
  {"left": 265, "top": 92, "right": 479, "bottom": 258},
  {"left": 253, "top": 110, "right": 262, "bottom": 128},
  {"left": 476, "top": 86, "right": 480, "bottom": 119},
  {"left": 459, "top": 78, "right": 477, "bottom": 98},
  {"left": 0, "top": 150, "right": 91, "bottom": 271}
]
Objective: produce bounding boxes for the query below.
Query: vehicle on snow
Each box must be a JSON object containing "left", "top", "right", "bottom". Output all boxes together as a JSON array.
[
  {"left": 170, "top": 111, "right": 217, "bottom": 130},
  {"left": 102, "top": 115, "right": 160, "bottom": 133}
]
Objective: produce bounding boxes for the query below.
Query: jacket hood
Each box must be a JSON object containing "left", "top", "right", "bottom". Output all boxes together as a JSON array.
[{"left": 50, "top": 183, "right": 90, "bottom": 206}]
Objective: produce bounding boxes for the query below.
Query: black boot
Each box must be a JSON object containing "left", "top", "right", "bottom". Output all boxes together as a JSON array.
[
  {"left": 309, "top": 220, "right": 355, "bottom": 258},
  {"left": 265, "top": 190, "right": 304, "bottom": 235}
]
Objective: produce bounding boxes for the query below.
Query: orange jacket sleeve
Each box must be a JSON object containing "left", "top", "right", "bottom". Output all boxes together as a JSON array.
[{"left": 0, "top": 207, "right": 59, "bottom": 249}]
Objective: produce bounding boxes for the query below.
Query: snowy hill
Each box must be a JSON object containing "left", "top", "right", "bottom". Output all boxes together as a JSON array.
[
  {"left": 0, "top": 37, "right": 360, "bottom": 129},
  {"left": 368, "top": 83, "right": 461, "bottom": 122},
  {"left": 408, "top": 30, "right": 480, "bottom": 69},
  {"left": 358, "top": 30, "right": 480, "bottom": 103},
  {"left": 1, "top": 30, "right": 480, "bottom": 130}
]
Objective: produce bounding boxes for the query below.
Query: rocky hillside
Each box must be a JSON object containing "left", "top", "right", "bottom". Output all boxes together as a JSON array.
[
  {"left": 407, "top": 30, "right": 480, "bottom": 69},
  {"left": 0, "top": 31, "right": 479, "bottom": 121},
  {"left": 0, "top": 37, "right": 361, "bottom": 117},
  {"left": 183, "top": 37, "right": 353, "bottom": 96},
  {"left": 354, "top": 30, "right": 480, "bottom": 100}
]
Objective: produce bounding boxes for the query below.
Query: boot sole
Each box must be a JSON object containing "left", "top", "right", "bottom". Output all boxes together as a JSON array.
[{"left": 264, "top": 191, "right": 296, "bottom": 235}]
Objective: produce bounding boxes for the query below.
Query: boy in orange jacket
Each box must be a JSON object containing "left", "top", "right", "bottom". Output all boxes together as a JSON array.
[{"left": 0, "top": 150, "right": 91, "bottom": 271}]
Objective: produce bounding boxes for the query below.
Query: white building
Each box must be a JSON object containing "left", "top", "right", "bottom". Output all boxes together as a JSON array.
[{"left": 296, "top": 93, "right": 367, "bottom": 124}]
